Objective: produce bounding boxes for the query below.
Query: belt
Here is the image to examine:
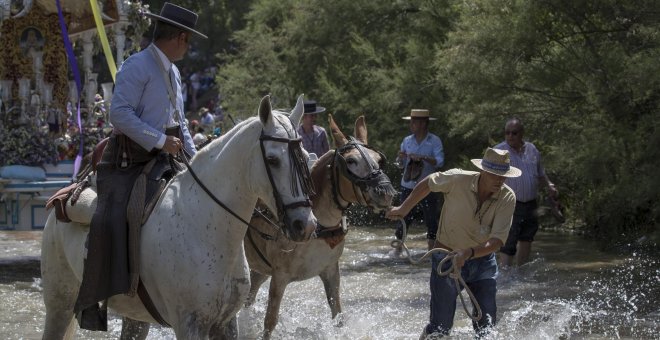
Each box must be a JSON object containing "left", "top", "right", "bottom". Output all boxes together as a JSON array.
[
  {"left": 433, "top": 240, "right": 453, "bottom": 251},
  {"left": 516, "top": 199, "right": 537, "bottom": 205}
]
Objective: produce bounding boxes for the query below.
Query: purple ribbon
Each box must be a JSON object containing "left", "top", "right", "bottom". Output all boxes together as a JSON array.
[{"left": 55, "top": 0, "right": 84, "bottom": 177}]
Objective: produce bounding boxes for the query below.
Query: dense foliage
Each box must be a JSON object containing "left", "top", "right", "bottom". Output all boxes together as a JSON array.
[
  {"left": 0, "top": 123, "right": 58, "bottom": 166},
  {"left": 207, "top": 0, "right": 660, "bottom": 246}
]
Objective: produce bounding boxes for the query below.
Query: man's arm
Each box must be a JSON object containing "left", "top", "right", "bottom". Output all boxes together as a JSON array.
[
  {"left": 424, "top": 137, "right": 444, "bottom": 168},
  {"left": 540, "top": 174, "right": 558, "bottom": 199},
  {"left": 453, "top": 237, "right": 503, "bottom": 269},
  {"left": 386, "top": 176, "right": 431, "bottom": 220}
]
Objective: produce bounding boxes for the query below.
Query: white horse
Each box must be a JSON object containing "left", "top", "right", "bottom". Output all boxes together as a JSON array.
[
  {"left": 244, "top": 114, "right": 395, "bottom": 339},
  {"left": 40, "top": 95, "right": 317, "bottom": 339}
]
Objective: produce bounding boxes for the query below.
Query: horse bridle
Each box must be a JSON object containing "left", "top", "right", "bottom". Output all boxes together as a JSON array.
[
  {"left": 259, "top": 132, "right": 314, "bottom": 227},
  {"left": 331, "top": 138, "right": 392, "bottom": 210},
  {"left": 180, "top": 117, "right": 314, "bottom": 238}
]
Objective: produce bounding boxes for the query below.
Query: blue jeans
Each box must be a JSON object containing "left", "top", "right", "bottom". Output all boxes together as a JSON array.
[
  {"left": 425, "top": 252, "right": 498, "bottom": 338},
  {"left": 395, "top": 188, "right": 440, "bottom": 240}
]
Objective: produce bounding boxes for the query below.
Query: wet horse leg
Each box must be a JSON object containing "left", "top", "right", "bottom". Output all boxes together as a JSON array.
[
  {"left": 245, "top": 269, "right": 269, "bottom": 307},
  {"left": 263, "top": 275, "right": 290, "bottom": 339},
  {"left": 209, "top": 316, "right": 238, "bottom": 340},
  {"left": 120, "top": 317, "right": 150, "bottom": 340},
  {"left": 319, "top": 261, "right": 343, "bottom": 321}
]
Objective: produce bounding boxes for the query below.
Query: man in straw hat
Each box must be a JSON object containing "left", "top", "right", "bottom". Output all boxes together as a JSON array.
[
  {"left": 386, "top": 147, "right": 521, "bottom": 338},
  {"left": 392, "top": 109, "right": 445, "bottom": 253},
  {"left": 74, "top": 2, "right": 206, "bottom": 330},
  {"left": 297, "top": 99, "right": 330, "bottom": 157}
]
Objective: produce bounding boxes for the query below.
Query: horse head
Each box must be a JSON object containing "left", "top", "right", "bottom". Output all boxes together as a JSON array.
[
  {"left": 327, "top": 114, "right": 395, "bottom": 212},
  {"left": 254, "top": 95, "right": 317, "bottom": 242}
]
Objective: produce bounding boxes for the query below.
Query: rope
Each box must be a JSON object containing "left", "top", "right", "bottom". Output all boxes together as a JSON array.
[{"left": 390, "top": 218, "right": 482, "bottom": 321}]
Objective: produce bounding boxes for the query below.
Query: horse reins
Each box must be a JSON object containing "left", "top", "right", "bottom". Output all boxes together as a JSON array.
[{"left": 176, "top": 121, "right": 313, "bottom": 240}]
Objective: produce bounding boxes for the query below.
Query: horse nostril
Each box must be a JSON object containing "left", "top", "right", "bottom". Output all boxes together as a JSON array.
[{"left": 293, "top": 219, "right": 304, "bottom": 235}]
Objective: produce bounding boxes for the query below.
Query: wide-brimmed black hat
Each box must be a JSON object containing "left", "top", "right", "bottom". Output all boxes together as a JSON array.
[
  {"left": 145, "top": 2, "right": 207, "bottom": 39},
  {"left": 303, "top": 100, "right": 326, "bottom": 114}
]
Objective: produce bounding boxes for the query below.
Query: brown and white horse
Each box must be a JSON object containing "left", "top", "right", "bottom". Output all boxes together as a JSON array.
[{"left": 243, "top": 114, "right": 395, "bottom": 339}]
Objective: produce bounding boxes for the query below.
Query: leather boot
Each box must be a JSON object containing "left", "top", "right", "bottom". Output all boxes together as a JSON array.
[{"left": 75, "top": 302, "right": 107, "bottom": 331}]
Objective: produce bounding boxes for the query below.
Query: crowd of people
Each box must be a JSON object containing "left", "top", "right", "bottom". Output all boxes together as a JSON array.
[{"left": 68, "top": 2, "right": 562, "bottom": 338}]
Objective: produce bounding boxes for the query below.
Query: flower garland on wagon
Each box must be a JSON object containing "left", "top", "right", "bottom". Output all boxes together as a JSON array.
[{"left": 0, "top": 0, "right": 151, "bottom": 168}]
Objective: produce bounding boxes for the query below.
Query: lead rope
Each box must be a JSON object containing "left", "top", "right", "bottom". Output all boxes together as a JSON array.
[{"left": 390, "top": 219, "right": 482, "bottom": 321}]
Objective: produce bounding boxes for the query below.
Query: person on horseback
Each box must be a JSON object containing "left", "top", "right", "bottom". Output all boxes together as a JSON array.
[
  {"left": 74, "top": 2, "right": 206, "bottom": 331},
  {"left": 386, "top": 147, "right": 520, "bottom": 338}
]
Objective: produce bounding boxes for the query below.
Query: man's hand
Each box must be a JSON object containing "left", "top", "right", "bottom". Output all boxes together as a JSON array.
[
  {"left": 548, "top": 183, "right": 559, "bottom": 200},
  {"left": 385, "top": 206, "right": 408, "bottom": 221},
  {"left": 162, "top": 135, "right": 183, "bottom": 154},
  {"left": 453, "top": 248, "right": 473, "bottom": 269}
]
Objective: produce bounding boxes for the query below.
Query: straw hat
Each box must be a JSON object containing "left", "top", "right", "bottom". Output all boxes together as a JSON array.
[
  {"left": 471, "top": 148, "right": 521, "bottom": 177},
  {"left": 145, "top": 2, "right": 208, "bottom": 39},
  {"left": 402, "top": 109, "right": 436, "bottom": 121}
]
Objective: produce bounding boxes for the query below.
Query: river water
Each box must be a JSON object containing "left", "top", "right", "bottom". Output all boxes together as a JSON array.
[{"left": 0, "top": 227, "right": 658, "bottom": 339}]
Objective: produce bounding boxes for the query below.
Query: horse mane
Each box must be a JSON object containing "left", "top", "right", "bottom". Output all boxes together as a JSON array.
[
  {"left": 191, "top": 116, "right": 258, "bottom": 161},
  {"left": 310, "top": 150, "right": 334, "bottom": 201}
]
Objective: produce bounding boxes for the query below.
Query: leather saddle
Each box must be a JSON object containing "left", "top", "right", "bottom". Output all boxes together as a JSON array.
[{"left": 46, "top": 137, "right": 174, "bottom": 226}]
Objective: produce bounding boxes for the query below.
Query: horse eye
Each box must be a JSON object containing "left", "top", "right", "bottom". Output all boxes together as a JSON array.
[
  {"left": 346, "top": 158, "right": 357, "bottom": 166},
  {"left": 267, "top": 156, "right": 280, "bottom": 167}
]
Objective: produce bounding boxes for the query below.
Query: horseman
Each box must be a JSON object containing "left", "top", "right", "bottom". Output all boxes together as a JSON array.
[{"left": 74, "top": 2, "right": 207, "bottom": 330}]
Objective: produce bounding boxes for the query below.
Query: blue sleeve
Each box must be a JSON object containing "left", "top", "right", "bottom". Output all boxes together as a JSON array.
[
  {"left": 109, "top": 56, "right": 163, "bottom": 151},
  {"left": 433, "top": 136, "right": 445, "bottom": 168}
]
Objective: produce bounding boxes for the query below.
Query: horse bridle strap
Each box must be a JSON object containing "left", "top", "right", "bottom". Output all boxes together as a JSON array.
[
  {"left": 177, "top": 151, "right": 279, "bottom": 240},
  {"left": 331, "top": 139, "right": 391, "bottom": 209},
  {"left": 259, "top": 133, "right": 314, "bottom": 224}
]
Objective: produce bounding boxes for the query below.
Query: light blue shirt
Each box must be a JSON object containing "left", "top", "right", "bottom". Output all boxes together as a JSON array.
[
  {"left": 494, "top": 141, "right": 546, "bottom": 202},
  {"left": 110, "top": 44, "right": 195, "bottom": 156},
  {"left": 399, "top": 133, "right": 444, "bottom": 189}
]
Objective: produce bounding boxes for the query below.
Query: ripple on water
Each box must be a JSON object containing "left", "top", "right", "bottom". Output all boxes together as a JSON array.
[{"left": 0, "top": 229, "right": 658, "bottom": 339}]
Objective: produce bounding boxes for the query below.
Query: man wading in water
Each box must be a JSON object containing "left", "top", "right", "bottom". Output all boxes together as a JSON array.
[{"left": 387, "top": 147, "right": 520, "bottom": 338}]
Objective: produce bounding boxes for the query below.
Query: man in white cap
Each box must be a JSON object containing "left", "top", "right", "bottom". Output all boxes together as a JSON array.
[
  {"left": 386, "top": 147, "right": 521, "bottom": 338},
  {"left": 393, "top": 109, "right": 445, "bottom": 252},
  {"left": 74, "top": 2, "right": 206, "bottom": 330}
]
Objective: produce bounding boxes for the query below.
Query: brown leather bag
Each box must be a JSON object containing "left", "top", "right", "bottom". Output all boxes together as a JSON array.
[
  {"left": 45, "top": 182, "right": 77, "bottom": 222},
  {"left": 403, "top": 159, "right": 423, "bottom": 182}
]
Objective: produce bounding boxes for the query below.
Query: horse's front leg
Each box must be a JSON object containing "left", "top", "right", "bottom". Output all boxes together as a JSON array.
[
  {"left": 319, "top": 261, "right": 343, "bottom": 320},
  {"left": 245, "top": 270, "right": 269, "bottom": 307},
  {"left": 263, "top": 275, "right": 290, "bottom": 339},
  {"left": 120, "top": 317, "right": 150, "bottom": 340}
]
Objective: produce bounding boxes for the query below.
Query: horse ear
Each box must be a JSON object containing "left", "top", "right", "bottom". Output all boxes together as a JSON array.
[
  {"left": 258, "top": 95, "right": 273, "bottom": 127},
  {"left": 328, "top": 113, "right": 348, "bottom": 148},
  {"left": 289, "top": 94, "right": 305, "bottom": 127},
  {"left": 354, "top": 115, "right": 367, "bottom": 144}
]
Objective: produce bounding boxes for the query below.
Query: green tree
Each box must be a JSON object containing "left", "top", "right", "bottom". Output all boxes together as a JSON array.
[
  {"left": 436, "top": 0, "right": 660, "bottom": 244},
  {"left": 218, "top": 0, "right": 457, "bottom": 166}
]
